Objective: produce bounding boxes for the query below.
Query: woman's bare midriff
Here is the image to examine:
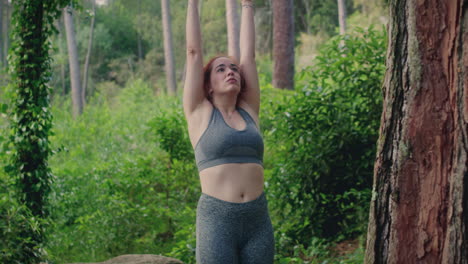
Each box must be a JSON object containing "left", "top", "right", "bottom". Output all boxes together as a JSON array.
[{"left": 199, "top": 163, "right": 264, "bottom": 203}]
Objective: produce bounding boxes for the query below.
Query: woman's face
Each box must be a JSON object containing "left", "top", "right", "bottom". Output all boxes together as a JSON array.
[{"left": 209, "top": 57, "right": 242, "bottom": 97}]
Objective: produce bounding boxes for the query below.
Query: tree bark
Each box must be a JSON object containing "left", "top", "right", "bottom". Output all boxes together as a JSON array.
[
  {"left": 272, "top": 0, "right": 294, "bottom": 90},
  {"left": 83, "top": 0, "right": 96, "bottom": 99},
  {"left": 337, "top": 0, "right": 346, "bottom": 35},
  {"left": 64, "top": 6, "right": 83, "bottom": 117},
  {"left": 226, "top": 0, "right": 240, "bottom": 61},
  {"left": 161, "top": 0, "right": 176, "bottom": 95},
  {"left": 365, "top": 0, "right": 468, "bottom": 263}
]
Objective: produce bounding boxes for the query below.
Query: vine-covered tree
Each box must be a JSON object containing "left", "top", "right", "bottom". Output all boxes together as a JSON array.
[
  {"left": 365, "top": 0, "right": 467, "bottom": 263},
  {"left": 7, "top": 0, "right": 71, "bottom": 262}
]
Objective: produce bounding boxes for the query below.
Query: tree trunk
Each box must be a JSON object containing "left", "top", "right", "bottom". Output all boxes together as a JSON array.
[
  {"left": 64, "top": 6, "right": 83, "bottom": 117},
  {"left": 337, "top": 0, "right": 346, "bottom": 35},
  {"left": 161, "top": 0, "right": 176, "bottom": 95},
  {"left": 137, "top": 0, "right": 143, "bottom": 61},
  {"left": 57, "top": 15, "right": 67, "bottom": 96},
  {"left": 83, "top": 0, "right": 96, "bottom": 99},
  {"left": 226, "top": 0, "right": 240, "bottom": 61},
  {"left": 2, "top": 0, "right": 10, "bottom": 67},
  {"left": 198, "top": 0, "right": 203, "bottom": 17},
  {"left": 272, "top": 0, "right": 294, "bottom": 90},
  {"left": 365, "top": 0, "right": 468, "bottom": 263},
  {"left": 8, "top": 0, "right": 63, "bottom": 261},
  {"left": 0, "top": 0, "right": 3, "bottom": 67}
]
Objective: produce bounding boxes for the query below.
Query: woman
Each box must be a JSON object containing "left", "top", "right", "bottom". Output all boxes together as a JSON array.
[{"left": 183, "top": 0, "right": 274, "bottom": 263}]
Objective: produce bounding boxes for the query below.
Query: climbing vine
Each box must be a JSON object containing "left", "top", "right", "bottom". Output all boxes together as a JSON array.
[{"left": 4, "top": 0, "right": 74, "bottom": 262}]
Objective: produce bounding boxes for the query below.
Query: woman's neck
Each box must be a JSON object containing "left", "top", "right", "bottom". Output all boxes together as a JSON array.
[{"left": 212, "top": 94, "right": 238, "bottom": 113}]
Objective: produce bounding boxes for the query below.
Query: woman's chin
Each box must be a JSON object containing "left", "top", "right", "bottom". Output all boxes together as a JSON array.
[{"left": 222, "top": 85, "right": 241, "bottom": 94}]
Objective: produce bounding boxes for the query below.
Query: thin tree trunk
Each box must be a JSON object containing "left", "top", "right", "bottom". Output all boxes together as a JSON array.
[
  {"left": 137, "top": 0, "right": 143, "bottom": 61},
  {"left": 83, "top": 0, "right": 96, "bottom": 99},
  {"left": 161, "top": 0, "right": 176, "bottom": 95},
  {"left": 272, "top": 0, "right": 294, "bottom": 90},
  {"left": 57, "top": 16, "right": 67, "bottom": 96},
  {"left": 365, "top": 0, "right": 468, "bottom": 263},
  {"left": 198, "top": 0, "right": 203, "bottom": 17},
  {"left": 337, "top": 0, "right": 346, "bottom": 35},
  {"left": 226, "top": 0, "right": 240, "bottom": 61},
  {"left": 2, "top": 0, "right": 10, "bottom": 67},
  {"left": 0, "top": 0, "right": 3, "bottom": 68},
  {"left": 64, "top": 6, "right": 83, "bottom": 117}
]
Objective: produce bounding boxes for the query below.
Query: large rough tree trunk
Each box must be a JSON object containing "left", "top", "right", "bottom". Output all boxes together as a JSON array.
[
  {"left": 365, "top": 0, "right": 468, "bottom": 263},
  {"left": 83, "top": 0, "right": 96, "bottom": 99},
  {"left": 272, "top": 0, "right": 294, "bottom": 90},
  {"left": 161, "top": 0, "right": 176, "bottom": 95},
  {"left": 64, "top": 5, "right": 83, "bottom": 117},
  {"left": 226, "top": 0, "right": 240, "bottom": 61},
  {"left": 337, "top": 0, "right": 346, "bottom": 35}
]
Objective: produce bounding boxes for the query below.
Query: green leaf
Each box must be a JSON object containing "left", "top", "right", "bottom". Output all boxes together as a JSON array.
[{"left": 0, "top": 104, "right": 7, "bottom": 114}]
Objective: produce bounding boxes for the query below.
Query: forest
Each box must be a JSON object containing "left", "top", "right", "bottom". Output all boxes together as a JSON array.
[{"left": 2, "top": 0, "right": 466, "bottom": 263}]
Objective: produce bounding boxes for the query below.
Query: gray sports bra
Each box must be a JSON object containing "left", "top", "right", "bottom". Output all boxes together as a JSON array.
[{"left": 194, "top": 107, "right": 264, "bottom": 172}]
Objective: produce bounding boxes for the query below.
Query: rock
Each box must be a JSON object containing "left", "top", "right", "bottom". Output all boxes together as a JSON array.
[{"left": 69, "top": 254, "right": 184, "bottom": 264}]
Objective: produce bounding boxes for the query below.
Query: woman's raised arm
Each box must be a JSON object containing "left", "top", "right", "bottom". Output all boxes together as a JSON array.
[
  {"left": 239, "top": 0, "right": 260, "bottom": 114},
  {"left": 183, "top": 0, "right": 205, "bottom": 117}
]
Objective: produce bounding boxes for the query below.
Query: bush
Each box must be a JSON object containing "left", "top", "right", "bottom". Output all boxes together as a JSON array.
[
  {"left": 46, "top": 80, "right": 198, "bottom": 263},
  {"left": 263, "top": 27, "right": 386, "bottom": 256}
]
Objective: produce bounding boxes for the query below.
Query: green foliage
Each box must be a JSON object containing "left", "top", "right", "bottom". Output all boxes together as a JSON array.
[
  {"left": 262, "top": 27, "right": 386, "bottom": 258},
  {"left": 46, "top": 80, "right": 198, "bottom": 263},
  {"left": 293, "top": 0, "right": 356, "bottom": 36},
  {"left": 201, "top": 0, "right": 228, "bottom": 59}
]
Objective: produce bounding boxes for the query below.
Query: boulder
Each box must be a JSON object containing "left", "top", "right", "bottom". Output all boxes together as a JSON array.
[{"left": 69, "top": 254, "right": 184, "bottom": 264}]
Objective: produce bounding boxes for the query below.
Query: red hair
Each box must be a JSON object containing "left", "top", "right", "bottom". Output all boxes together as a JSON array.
[{"left": 203, "top": 55, "right": 246, "bottom": 101}]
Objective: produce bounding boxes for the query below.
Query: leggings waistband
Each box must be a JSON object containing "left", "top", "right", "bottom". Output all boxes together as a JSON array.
[{"left": 198, "top": 192, "right": 268, "bottom": 218}]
